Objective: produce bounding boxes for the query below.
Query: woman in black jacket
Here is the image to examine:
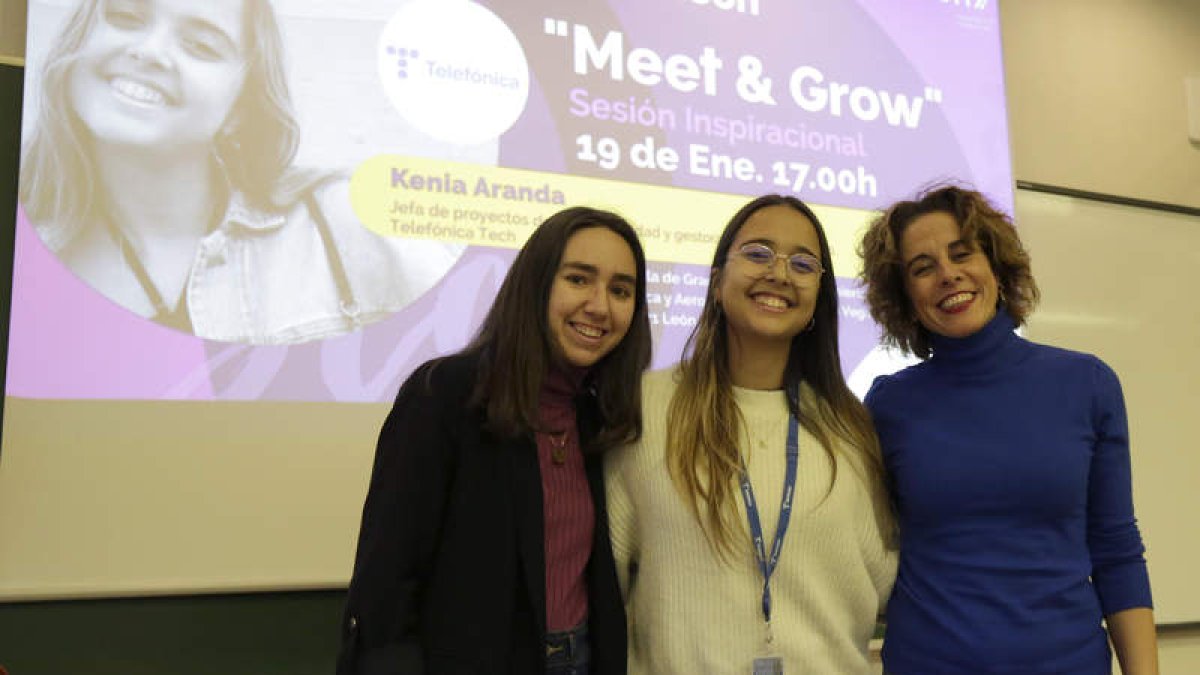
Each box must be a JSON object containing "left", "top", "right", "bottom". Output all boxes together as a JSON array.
[{"left": 338, "top": 206, "right": 651, "bottom": 675}]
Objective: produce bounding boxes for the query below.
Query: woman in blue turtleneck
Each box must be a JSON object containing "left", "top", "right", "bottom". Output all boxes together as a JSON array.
[{"left": 857, "top": 185, "right": 1158, "bottom": 675}]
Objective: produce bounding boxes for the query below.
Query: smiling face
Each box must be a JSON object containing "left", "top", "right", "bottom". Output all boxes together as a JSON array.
[
  {"left": 546, "top": 227, "right": 639, "bottom": 369},
  {"left": 715, "top": 204, "right": 822, "bottom": 351},
  {"left": 67, "top": 0, "right": 247, "bottom": 151},
  {"left": 899, "top": 210, "right": 999, "bottom": 339}
]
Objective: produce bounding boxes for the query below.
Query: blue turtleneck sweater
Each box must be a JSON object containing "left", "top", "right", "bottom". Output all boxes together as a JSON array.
[{"left": 865, "top": 312, "right": 1152, "bottom": 674}]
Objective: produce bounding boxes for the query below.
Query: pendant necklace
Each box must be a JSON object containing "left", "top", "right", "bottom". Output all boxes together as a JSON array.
[{"left": 544, "top": 430, "right": 569, "bottom": 465}]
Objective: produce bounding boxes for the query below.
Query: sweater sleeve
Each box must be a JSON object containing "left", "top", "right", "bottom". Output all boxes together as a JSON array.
[
  {"left": 862, "top": 480, "right": 899, "bottom": 617},
  {"left": 863, "top": 374, "right": 899, "bottom": 472},
  {"left": 857, "top": 377, "right": 900, "bottom": 614},
  {"left": 604, "top": 444, "right": 639, "bottom": 602},
  {"left": 1086, "top": 359, "right": 1153, "bottom": 616},
  {"left": 862, "top": 374, "right": 892, "bottom": 425}
]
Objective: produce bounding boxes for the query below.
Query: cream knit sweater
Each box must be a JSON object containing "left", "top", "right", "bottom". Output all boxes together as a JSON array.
[{"left": 605, "top": 368, "right": 896, "bottom": 674}]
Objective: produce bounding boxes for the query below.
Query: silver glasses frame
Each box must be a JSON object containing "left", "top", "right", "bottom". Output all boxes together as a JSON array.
[{"left": 729, "top": 242, "right": 825, "bottom": 278}]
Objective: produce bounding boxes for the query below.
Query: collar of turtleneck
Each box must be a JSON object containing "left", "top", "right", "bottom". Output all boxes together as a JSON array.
[
  {"left": 927, "top": 309, "right": 1031, "bottom": 378},
  {"left": 539, "top": 364, "right": 588, "bottom": 409}
]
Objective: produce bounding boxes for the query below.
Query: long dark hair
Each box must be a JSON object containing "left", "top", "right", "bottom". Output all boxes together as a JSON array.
[
  {"left": 669, "top": 194, "right": 890, "bottom": 556},
  {"left": 464, "top": 206, "right": 651, "bottom": 452}
]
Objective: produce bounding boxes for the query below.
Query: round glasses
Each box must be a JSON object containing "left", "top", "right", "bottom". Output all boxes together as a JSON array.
[{"left": 730, "top": 242, "right": 825, "bottom": 279}]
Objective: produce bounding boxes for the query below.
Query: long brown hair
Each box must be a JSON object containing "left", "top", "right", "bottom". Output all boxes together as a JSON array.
[
  {"left": 668, "top": 195, "right": 891, "bottom": 558},
  {"left": 465, "top": 206, "right": 652, "bottom": 453}
]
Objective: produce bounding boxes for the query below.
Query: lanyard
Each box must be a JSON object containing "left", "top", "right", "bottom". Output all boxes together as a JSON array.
[{"left": 738, "top": 413, "right": 799, "bottom": 633}]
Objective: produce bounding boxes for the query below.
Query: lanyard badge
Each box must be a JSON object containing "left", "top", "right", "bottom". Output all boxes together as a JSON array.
[
  {"left": 752, "top": 656, "right": 784, "bottom": 675},
  {"left": 739, "top": 413, "right": 799, "bottom": 674}
]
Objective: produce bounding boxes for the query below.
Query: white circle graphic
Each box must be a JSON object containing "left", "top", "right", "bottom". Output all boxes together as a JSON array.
[{"left": 378, "top": 0, "right": 530, "bottom": 145}]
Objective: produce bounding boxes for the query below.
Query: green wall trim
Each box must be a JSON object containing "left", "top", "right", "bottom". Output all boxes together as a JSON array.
[{"left": 0, "top": 589, "right": 346, "bottom": 675}]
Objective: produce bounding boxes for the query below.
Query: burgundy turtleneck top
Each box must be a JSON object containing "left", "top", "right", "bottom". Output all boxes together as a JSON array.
[{"left": 536, "top": 366, "right": 594, "bottom": 632}]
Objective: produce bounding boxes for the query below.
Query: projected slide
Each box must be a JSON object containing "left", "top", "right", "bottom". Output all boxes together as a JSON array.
[{"left": 11, "top": 0, "right": 1010, "bottom": 402}]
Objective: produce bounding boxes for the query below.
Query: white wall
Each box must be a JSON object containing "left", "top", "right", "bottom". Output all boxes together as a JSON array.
[{"left": 1002, "top": 0, "right": 1200, "bottom": 209}]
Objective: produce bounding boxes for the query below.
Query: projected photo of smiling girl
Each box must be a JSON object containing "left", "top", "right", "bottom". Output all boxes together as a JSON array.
[{"left": 19, "top": 0, "right": 463, "bottom": 345}]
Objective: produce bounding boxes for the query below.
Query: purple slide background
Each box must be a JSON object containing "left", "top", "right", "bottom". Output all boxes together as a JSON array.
[
  {"left": 7, "top": 0, "right": 1006, "bottom": 402},
  {"left": 497, "top": 0, "right": 1009, "bottom": 210}
]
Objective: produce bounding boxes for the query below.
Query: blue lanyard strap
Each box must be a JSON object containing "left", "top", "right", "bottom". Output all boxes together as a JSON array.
[{"left": 738, "top": 413, "right": 799, "bottom": 626}]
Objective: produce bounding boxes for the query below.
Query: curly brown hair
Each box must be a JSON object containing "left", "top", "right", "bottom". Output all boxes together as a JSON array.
[{"left": 857, "top": 185, "right": 1039, "bottom": 359}]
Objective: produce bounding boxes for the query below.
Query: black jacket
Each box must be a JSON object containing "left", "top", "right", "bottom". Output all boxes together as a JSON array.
[{"left": 337, "top": 352, "right": 627, "bottom": 674}]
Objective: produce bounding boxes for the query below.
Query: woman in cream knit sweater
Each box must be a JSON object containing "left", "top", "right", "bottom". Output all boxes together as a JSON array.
[{"left": 606, "top": 195, "right": 896, "bottom": 674}]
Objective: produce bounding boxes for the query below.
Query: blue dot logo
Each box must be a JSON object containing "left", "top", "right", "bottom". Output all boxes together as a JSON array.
[{"left": 386, "top": 45, "right": 420, "bottom": 79}]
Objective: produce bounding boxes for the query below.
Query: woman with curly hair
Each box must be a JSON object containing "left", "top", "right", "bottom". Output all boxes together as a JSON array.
[
  {"left": 858, "top": 184, "right": 1158, "bottom": 674},
  {"left": 606, "top": 194, "right": 895, "bottom": 674}
]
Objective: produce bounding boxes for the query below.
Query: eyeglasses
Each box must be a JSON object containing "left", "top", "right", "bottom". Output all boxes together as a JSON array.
[{"left": 730, "top": 242, "right": 825, "bottom": 279}]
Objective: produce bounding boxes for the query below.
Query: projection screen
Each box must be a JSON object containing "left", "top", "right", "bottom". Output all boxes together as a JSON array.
[{"left": 0, "top": 0, "right": 1011, "bottom": 598}]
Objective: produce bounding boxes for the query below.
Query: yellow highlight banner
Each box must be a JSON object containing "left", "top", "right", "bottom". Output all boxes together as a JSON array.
[{"left": 350, "top": 155, "right": 874, "bottom": 276}]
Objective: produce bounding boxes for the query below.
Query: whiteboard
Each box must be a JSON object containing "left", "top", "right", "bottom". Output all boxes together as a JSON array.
[{"left": 1016, "top": 188, "right": 1200, "bottom": 625}]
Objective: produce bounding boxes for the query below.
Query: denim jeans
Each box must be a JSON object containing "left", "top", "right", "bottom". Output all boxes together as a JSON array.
[{"left": 545, "top": 621, "right": 589, "bottom": 675}]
